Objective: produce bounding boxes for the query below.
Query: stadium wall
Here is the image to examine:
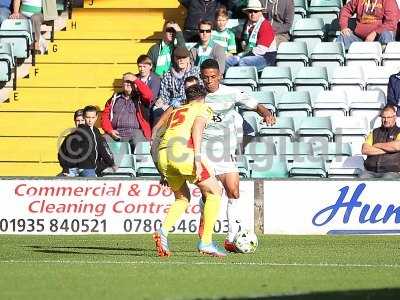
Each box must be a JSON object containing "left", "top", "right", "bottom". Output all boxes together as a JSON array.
[{"left": 0, "top": 178, "right": 398, "bottom": 235}]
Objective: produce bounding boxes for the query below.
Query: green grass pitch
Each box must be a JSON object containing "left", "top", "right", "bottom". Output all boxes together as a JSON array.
[{"left": 0, "top": 235, "right": 399, "bottom": 299}]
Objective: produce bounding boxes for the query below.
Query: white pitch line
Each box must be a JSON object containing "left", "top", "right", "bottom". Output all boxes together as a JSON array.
[{"left": 0, "top": 260, "right": 399, "bottom": 269}]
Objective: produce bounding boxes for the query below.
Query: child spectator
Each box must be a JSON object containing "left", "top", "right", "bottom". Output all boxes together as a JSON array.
[
  {"left": 211, "top": 7, "right": 237, "bottom": 55},
  {"left": 59, "top": 106, "right": 117, "bottom": 177}
]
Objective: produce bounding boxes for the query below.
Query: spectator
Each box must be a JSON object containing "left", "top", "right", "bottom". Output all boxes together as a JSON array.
[
  {"left": 10, "top": 0, "right": 57, "bottom": 54},
  {"left": 158, "top": 46, "right": 201, "bottom": 108},
  {"left": 361, "top": 105, "right": 400, "bottom": 178},
  {"left": 0, "top": 0, "right": 11, "bottom": 24},
  {"left": 136, "top": 54, "right": 161, "bottom": 127},
  {"left": 58, "top": 109, "right": 84, "bottom": 176},
  {"left": 191, "top": 20, "right": 226, "bottom": 73},
  {"left": 226, "top": 0, "right": 277, "bottom": 71},
  {"left": 101, "top": 72, "right": 153, "bottom": 150},
  {"left": 211, "top": 6, "right": 237, "bottom": 55},
  {"left": 147, "top": 21, "right": 185, "bottom": 77},
  {"left": 179, "top": 0, "right": 229, "bottom": 42},
  {"left": 337, "top": 0, "right": 398, "bottom": 50},
  {"left": 261, "top": 0, "right": 294, "bottom": 46},
  {"left": 59, "top": 106, "right": 117, "bottom": 177},
  {"left": 387, "top": 71, "right": 400, "bottom": 115}
]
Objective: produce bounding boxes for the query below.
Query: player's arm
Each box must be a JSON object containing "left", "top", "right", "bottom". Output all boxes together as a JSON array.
[
  {"left": 373, "top": 140, "right": 400, "bottom": 153},
  {"left": 191, "top": 116, "right": 208, "bottom": 181},
  {"left": 255, "top": 104, "right": 276, "bottom": 126},
  {"left": 361, "top": 133, "right": 386, "bottom": 155},
  {"left": 151, "top": 107, "right": 173, "bottom": 140},
  {"left": 236, "top": 91, "right": 276, "bottom": 125}
]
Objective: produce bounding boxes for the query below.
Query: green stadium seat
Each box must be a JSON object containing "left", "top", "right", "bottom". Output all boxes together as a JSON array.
[
  {"left": 327, "top": 155, "right": 364, "bottom": 178},
  {"left": 382, "top": 42, "right": 400, "bottom": 68},
  {"left": 364, "top": 65, "right": 395, "bottom": 96},
  {"left": 244, "top": 141, "right": 276, "bottom": 169},
  {"left": 250, "top": 156, "right": 289, "bottom": 178},
  {"left": 312, "top": 142, "right": 352, "bottom": 161},
  {"left": 102, "top": 154, "right": 135, "bottom": 177},
  {"left": 0, "top": 19, "right": 33, "bottom": 60},
  {"left": 289, "top": 156, "right": 327, "bottom": 178},
  {"left": 235, "top": 155, "right": 251, "bottom": 178},
  {"left": 346, "top": 42, "right": 382, "bottom": 69},
  {"left": 276, "top": 91, "right": 312, "bottom": 117},
  {"left": 330, "top": 66, "right": 365, "bottom": 93},
  {"left": 0, "top": 42, "right": 15, "bottom": 83},
  {"left": 310, "top": 42, "right": 345, "bottom": 80},
  {"left": 312, "top": 90, "right": 348, "bottom": 117},
  {"left": 133, "top": 141, "right": 159, "bottom": 177},
  {"left": 348, "top": 90, "right": 386, "bottom": 128},
  {"left": 293, "top": 0, "right": 308, "bottom": 17},
  {"left": 276, "top": 41, "right": 309, "bottom": 78},
  {"left": 257, "top": 116, "right": 295, "bottom": 143},
  {"left": 259, "top": 66, "right": 293, "bottom": 97},
  {"left": 308, "top": 0, "right": 341, "bottom": 33},
  {"left": 276, "top": 141, "right": 313, "bottom": 162},
  {"left": 293, "top": 66, "right": 329, "bottom": 101},
  {"left": 291, "top": 18, "right": 325, "bottom": 54},
  {"left": 247, "top": 91, "right": 276, "bottom": 112},
  {"left": 297, "top": 116, "right": 334, "bottom": 142},
  {"left": 223, "top": 66, "right": 258, "bottom": 92},
  {"left": 332, "top": 116, "right": 369, "bottom": 144}
]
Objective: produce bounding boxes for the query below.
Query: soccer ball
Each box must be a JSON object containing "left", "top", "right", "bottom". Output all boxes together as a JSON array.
[{"left": 234, "top": 230, "right": 258, "bottom": 253}]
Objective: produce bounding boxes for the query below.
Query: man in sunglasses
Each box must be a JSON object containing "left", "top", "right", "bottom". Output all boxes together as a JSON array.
[
  {"left": 190, "top": 20, "right": 226, "bottom": 74},
  {"left": 226, "top": 0, "right": 277, "bottom": 71},
  {"left": 362, "top": 105, "right": 400, "bottom": 178},
  {"left": 101, "top": 72, "right": 153, "bottom": 152},
  {"left": 147, "top": 21, "right": 186, "bottom": 77}
]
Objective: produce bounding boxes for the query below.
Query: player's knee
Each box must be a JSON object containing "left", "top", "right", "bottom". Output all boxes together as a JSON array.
[{"left": 226, "top": 188, "right": 240, "bottom": 199}]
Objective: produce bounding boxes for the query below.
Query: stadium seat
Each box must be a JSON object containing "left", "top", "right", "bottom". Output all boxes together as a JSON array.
[
  {"left": 107, "top": 141, "right": 132, "bottom": 163},
  {"left": 312, "top": 90, "right": 348, "bottom": 117},
  {"left": 223, "top": 66, "right": 258, "bottom": 92},
  {"left": 347, "top": 90, "right": 386, "bottom": 128},
  {"left": 276, "top": 41, "right": 309, "bottom": 78},
  {"left": 102, "top": 154, "right": 135, "bottom": 177},
  {"left": 293, "top": 66, "right": 329, "bottom": 101},
  {"left": 276, "top": 141, "right": 314, "bottom": 162},
  {"left": 332, "top": 116, "right": 369, "bottom": 143},
  {"left": 309, "top": 42, "right": 345, "bottom": 80},
  {"left": 247, "top": 90, "right": 276, "bottom": 112},
  {"left": 276, "top": 91, "right": 312, "bottom": 117},
  {"left": 235, "top": 155, "right": 251, "bottom": 178},
  {"left": 293, "top": 0, "right": 308, "bottom": 18},
  {"left": 308, "top": 0, "right": 341, "bottom": 33},
  {"left": 345, "top": 42, "right": 382, "bottom": 69},
  {"left": 327, "top": 155, "right": 364, "bottom": 178},
  {"left": 312, "top": 141, "right": 352, "bottom": 161},
  {"left": 0, "top": 42, "right": 15, "bottom": 83},
  {"left": 382, "top": 41, "right": 400, "bottom": 68},
  {"left": 133, "top": 141, "right": 159, "bottom": 177},
  {"left": 365, "top": 65, "right": 397, "bottom": 96},
  {"left": 330, "top": 66, "right": 365, "bottom": 93},
  {"left": 185, "top": 42, "right": 196, "bottom": 50},
  {"left": 291, "top": 18, "right": 325, "bottom": 53},
  {"left": 250, "top": 156, "right": 289, "bottom": 178},
  {"left": 289, "top": 156, "right": 327, "bottom": 178},
  {"left": 0, "top": 19, "right": 33, "bottom": 60},
  {"left": 259, "top": 66, "right": 293, "bottom": 97},
  {"left": 297, "top": 116, "right": 334, "bottom": 142},
  {"left": 257, "top": 116, "right": 296, "bottom": 143},
  {"left": 244, "top": 141, "right": 276, "bottom": 166}
]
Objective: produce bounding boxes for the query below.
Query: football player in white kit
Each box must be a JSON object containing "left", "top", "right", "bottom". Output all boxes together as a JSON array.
[{"left": 199, "top": 59, "right": 275, "bottom": 252}]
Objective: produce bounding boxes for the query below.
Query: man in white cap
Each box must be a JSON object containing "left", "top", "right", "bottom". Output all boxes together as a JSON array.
[{"left": 226, "top": 0, "right": 277, "bottom": 71}]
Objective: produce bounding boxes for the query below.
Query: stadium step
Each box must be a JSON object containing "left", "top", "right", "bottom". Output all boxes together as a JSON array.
[
  {"left": 1, "top": 88, "right": 115, "bottom": 110},
  {"left": 83, "top": 0, "right": 180, "bottom": 9},
  {"left": 36, "top": 40, "right": 152, "bottom": 64}
]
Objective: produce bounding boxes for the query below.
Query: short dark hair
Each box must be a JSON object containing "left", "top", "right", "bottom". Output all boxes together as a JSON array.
[
  {"left": 74, "top": 109, "right": 84, "bottom": 120},
  {"left": 184, "top": 76, "right": 199, "bottom": 86},
  {"left": 381, "top": 105, "right": 397, "bottom": 115},
  {"left": 83, "top": 105, "right": 98, "bottom": 116},
  {"left": 198, "top": 20, "right": 213, "bottom": 29},
  {"left": 200, "top": 58, "right": 220, "bottom": 71},
  {"left": 185, "top": 84, "right": 207, "bottom": 102},
  {"left": 137, "top": 54, "right": 152, "bottom": 65}
]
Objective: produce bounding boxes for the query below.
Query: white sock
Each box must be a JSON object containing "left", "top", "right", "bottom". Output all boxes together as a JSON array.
[{"left": 227, "top": 198, "right": 242, "bottom": 242}]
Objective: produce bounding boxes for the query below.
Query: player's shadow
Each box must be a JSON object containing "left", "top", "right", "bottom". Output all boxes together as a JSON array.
[
  {"left": 216, "top": 287, "right": 400, "bottom": 300},
  {"left": 26, "top": 245, "right": 149, "bottom": 257}
]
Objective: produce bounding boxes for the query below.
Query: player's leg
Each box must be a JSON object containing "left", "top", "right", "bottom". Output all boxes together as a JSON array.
[
  {"left": 218, "top": 171, "right": 242, "bottom": 252},
  {"left": 196, "top": 176, "right": 226, "bottom": 257}
]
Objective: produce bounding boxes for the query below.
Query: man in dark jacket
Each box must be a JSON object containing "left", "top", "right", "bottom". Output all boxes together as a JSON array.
[
  {"left": 59, "top": 106, "right": 117, "bottom": 177},
  {"left": 361, "top": 105, "right": 400, "bottom": 178},
  {"left": 179, "top": 0, "right": 230, "bottom": 42},
  {"left": 387, "top": 72, "right": 400, "bottom": 115},
  {"left": 147, "top": 21, "right": 186, "bottom": 77}
]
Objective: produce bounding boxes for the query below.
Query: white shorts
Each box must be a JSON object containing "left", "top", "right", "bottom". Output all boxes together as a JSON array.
[{"left": 211, "top": 155, "right": 239, "bottom": 176}]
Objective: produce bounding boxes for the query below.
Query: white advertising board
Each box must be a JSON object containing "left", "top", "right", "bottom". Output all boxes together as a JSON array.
[
  {"left": 0, "top": 180, "right": 254, "bottom": 235},
  {"left": 264, "top": 181, "right": 400, "bottom": 235}
]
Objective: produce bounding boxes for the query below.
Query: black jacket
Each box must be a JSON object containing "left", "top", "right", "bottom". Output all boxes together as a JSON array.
[
  {"left": 179, "top": 0, "right": 230, "bottom": 30},
  {"left": 58, "top": 125, "right": 115, "bottom": 171}
]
